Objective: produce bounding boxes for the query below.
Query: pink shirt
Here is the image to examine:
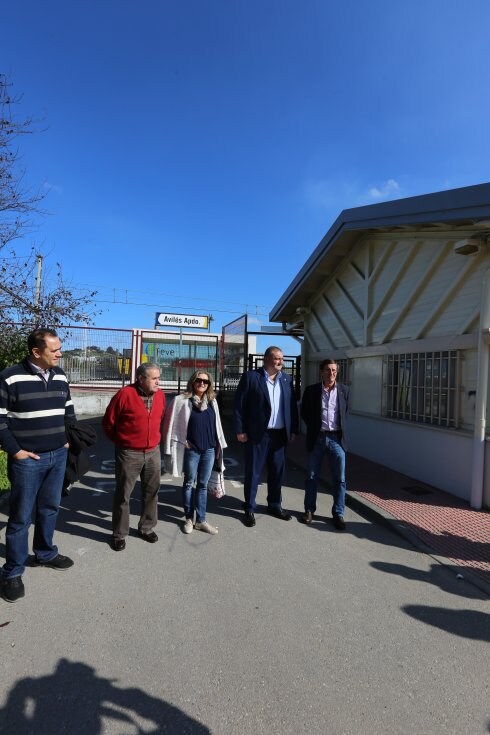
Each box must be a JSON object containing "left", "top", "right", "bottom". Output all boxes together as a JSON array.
[{"left": 321, "top": 383, "right": 339, "bottom": 431}]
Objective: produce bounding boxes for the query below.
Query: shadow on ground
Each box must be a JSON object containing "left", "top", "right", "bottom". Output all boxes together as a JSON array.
[
  {"left": 402, "top": 604, "right": 490, "bottom": 642},
  {"left": 0, "top": 657, "right": 210, "bottom": 734}
]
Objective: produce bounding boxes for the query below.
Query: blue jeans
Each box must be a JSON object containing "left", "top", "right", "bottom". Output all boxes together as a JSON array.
[
  {"left": 305, "top": 432, "right": 346, "bottom": 517},
  {"left": 183, "top": 447, "right": 215, "bottom": 523},
  {"left": 2, "top": 446, "right": 68, "bottom": 579}
]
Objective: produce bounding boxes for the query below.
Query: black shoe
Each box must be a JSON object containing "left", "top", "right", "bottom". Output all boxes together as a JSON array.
[
  {"left": 2, "top": 576, "right": 25, "bottom": 603},
  {"left": 300, "top": 511, "right": 314, "bottom": 525},
  {"left": 112, "top": 538, "right": 126, "bottom": 551},
  {"left": 138, "top": 531, "right": 158, "bottom": 543},
  {"left": 34, "top": 554, "right": 74, "bottom": 570},
  {"left": 243, "top": 511, "right": 256, "bottom": 527},
  {"left": 267, "top": 507, "right": 292, "bottom": 521},
  {"left": 333, "top": 515, "right": 346, "bottom": 531}
]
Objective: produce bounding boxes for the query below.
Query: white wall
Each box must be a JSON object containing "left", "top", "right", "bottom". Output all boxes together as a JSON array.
[
  {"left": 349, "top": 413, "right": 473, "bottom": 501},
  {"left": 72, "top": 391, "right": 114, "bottom": 416},
  {"left": 351, "top": 356, "right": 383, "bottom": 414}
]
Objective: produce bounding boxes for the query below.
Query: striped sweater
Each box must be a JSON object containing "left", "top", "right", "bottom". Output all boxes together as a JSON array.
[{"left": 0, "top": 358, "right": 75, "bottom": 455}]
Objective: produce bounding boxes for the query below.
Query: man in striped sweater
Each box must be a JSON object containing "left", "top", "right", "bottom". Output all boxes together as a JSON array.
[{"left": 0, "top": 329, "right": 75, "bottom": 603}]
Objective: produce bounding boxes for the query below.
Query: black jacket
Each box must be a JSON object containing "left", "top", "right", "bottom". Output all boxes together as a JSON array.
[
  {"left": 300, "top": 382, "right": 349, "bottom": 452},
  {"left": 63, "top": 421, "right": 98, "bottom": 494}
]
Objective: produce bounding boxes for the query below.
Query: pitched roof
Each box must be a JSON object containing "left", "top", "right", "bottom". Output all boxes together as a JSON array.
[{"left": 270, "top": 182, "right": 490, "bottom": 324}]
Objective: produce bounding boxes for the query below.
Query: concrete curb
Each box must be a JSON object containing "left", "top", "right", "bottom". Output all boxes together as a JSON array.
[{"left": 345, "top": 489, "right": 490, "bottom": 598}]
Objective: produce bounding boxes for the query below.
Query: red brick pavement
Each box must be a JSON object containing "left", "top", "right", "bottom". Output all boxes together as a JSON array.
[{"left": 288, "top": 437, "right": 490, "bottom": 590}]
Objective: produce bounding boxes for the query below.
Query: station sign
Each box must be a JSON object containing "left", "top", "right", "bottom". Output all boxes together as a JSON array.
[{"left": 155, "top": 312, "right": 209, "bottom": 330}]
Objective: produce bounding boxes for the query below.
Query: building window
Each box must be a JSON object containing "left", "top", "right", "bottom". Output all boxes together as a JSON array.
[{"left": 384, "top": 351, "right": 460, "bottom": 427}]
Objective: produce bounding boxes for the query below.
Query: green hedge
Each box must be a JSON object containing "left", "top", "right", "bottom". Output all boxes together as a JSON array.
[{"left": 0, "top": 451, "right": 10, "bottom": 493}]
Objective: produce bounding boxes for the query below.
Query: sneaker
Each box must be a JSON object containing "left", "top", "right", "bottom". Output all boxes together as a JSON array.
[
  {"left": 2, "top": 576, "right": 25, "bottom": 603},
  {"left": 183, "top": 518, "right": 194, "bottom": 534},
  {"left": 194, "top": 521, "right": 218, "bottom": 535},
  {"left": 34, "top": 553, "right": 74, "bottom": 570}
]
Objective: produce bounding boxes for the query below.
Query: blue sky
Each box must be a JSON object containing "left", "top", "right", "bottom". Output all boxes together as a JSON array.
[{"left": 2, "top": 0, "right": 490, "bottom": 354}]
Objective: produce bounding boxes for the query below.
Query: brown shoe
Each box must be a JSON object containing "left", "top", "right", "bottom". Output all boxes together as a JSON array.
[{"left": 300, "top": 511, "right": 313, "bottom": 525}]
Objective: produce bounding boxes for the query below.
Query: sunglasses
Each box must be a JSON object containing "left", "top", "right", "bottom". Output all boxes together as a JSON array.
[{"left": 194, "top": 378, "right": 210, "bottom": 385}]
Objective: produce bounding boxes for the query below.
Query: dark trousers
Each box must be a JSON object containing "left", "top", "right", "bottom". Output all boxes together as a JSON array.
[
  {"left": 2, "top": 446, "right": 67, "bottom": 579},
  {"left": 112, "top": 446, "right": 161, "bottom": 539},
  {"left": 243, "top": 429, "right": 287, "bottom": 512}
]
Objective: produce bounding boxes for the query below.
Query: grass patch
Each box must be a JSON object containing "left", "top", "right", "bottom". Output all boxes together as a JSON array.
[{"left": 0, "top": 450, "right": 10, "bottom": 493}]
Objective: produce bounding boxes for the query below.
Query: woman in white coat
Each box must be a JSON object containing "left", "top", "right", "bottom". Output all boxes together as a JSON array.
[{"left": 163, "top": 370, "right": 227, "bottom": 534}]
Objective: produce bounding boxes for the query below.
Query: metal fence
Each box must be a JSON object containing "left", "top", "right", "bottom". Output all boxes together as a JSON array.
[
  {"left": 56, "top": 326, "right": 134, "bottom": 388},
  {"left": 0, "top": 323, "right": 302, "bottom": 397},
  {"left": 247, "top": 353, "right": 302, "bottom": 399},
  {"left": 138, "top": 329, "right": 220, "bottom": 393},
  {"left": 221, "top": 314, "right": 248, "bottom": 393}
]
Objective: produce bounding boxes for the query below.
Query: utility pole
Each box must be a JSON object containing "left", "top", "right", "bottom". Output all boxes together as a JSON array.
[{"left": 34, "top": 254, "right": 43, "bottom": 311}]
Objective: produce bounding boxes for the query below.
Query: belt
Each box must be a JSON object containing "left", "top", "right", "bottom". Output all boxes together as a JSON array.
[{"left": 321, "top": 430, "right": 341, "bottom": 435}]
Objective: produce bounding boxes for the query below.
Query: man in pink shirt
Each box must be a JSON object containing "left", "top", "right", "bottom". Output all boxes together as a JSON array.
[{"left": 300, "top": 359, "right": 349, "bottom": 530}]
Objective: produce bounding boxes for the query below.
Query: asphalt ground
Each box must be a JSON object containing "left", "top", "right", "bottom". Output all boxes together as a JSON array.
[
  {"left": 286, "top": 432, "right": 490, "bottom": 596},
  {"left": 0, "top": 417, "right": 489, "bottom": 735}
]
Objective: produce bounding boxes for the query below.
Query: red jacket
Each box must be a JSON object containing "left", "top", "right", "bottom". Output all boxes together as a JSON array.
[{"left": 102, "top": 385, "right": 166, "bottom": 451}]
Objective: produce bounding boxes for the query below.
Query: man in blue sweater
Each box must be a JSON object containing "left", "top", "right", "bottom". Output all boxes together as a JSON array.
[{"left": 0, "top": 328, "right": 76, "bottom": 603}]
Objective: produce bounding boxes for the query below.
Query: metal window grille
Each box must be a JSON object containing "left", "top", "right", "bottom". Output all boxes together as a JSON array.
[{"left": 384, "top": 351, "right": 460, "bottom": 427}]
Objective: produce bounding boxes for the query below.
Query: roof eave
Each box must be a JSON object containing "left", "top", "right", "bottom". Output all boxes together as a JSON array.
[{"left": 270, "top": 182, "right": 490, "bottom": 324}]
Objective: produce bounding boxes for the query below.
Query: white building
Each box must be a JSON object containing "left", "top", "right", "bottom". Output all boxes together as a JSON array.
[{"left": 270, "top": 183, "right": 490, "bottom": 509}]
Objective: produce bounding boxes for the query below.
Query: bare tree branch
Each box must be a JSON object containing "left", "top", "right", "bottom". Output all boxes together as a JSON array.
[{"left": 0, "top": 74, "right": 99, "bottom": 340}]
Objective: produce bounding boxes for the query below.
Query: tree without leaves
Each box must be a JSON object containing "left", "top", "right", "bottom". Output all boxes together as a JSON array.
[
  {"left": 0, "top": 74, "right": 44, "bottom": 250},
  {"left": 0, "top": 74, "right": 99, "bottom": 338}
]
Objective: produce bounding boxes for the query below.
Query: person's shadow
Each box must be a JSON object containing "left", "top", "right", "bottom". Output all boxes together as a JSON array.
[
  {"left": 401, "top": 605, "right": 490, "bottom": 643},
  {"left": 0, "top": 657, "right": 210, "bottom": 734}
]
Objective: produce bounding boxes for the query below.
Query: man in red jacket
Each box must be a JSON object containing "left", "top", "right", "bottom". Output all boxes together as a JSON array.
[{"left": 102, "top": 363, "right": 166, "bottom": 551}]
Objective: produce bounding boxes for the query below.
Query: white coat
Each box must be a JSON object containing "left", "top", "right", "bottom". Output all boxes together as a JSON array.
[{"left": 163, "top": 394, "right": 227, "bottom": 478}]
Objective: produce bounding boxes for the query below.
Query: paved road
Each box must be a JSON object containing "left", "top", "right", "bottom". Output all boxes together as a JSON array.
[{"left": 0, "top": 418, "right": 488, "bottom": 734}]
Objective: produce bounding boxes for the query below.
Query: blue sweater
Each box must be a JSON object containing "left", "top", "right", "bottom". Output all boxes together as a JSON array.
[
  {"left": 0, "top": 358, "right": 75, "bottom": 455},
  {"left": 187, "top": 403, "right": 217, "bottom": 451}
]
